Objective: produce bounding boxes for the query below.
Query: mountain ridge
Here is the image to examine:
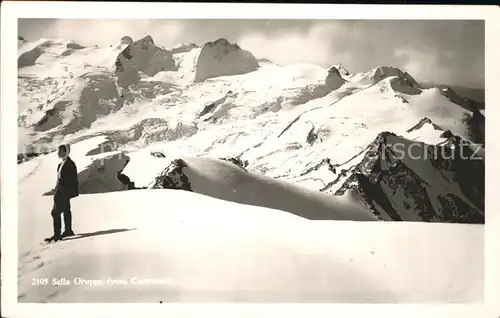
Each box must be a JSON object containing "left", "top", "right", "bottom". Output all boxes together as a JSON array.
[{"left": 17, "top": 35, "right": 485, "bottom": 223}]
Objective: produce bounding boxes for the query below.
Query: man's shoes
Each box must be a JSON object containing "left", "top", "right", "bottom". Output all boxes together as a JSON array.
[
  {"left": 44, "top": 235, "right": 62, "bottom": 243},
  {"left": 61, "top": 230, "right": 75, "bottom": 238}
]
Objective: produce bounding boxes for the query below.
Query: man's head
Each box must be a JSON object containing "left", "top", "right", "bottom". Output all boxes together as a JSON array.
[{"left": 58, "top": 144, "right": 70, "bottom": 160}]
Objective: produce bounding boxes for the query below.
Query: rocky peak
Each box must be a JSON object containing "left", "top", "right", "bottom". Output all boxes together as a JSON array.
[
  {"left": 325, "top": 65, "right": 346, "bottom": 91},
  {"left": 467, "top": 108, "right": 485, "bottom": 145},
  {"left": 149, "top": 159, "right": 193, "bottom": 191},
  {"left": 330, "top": 63, "right": 350, "bottom": 76},
  {"left": 114, "top": 34, "right": 177, "bottom": 87},
  {"left": 219, "top": 157, "right": 249, "bottom": 171},
  {"left": 120, "top": 36, "right": 133, "bottom": 45},
  {"left": 172, "top": 42, "right": 198, "bottom": 54},
  {"left": 406, "top": 117, "right": 443, "bottom": 133},
  {"left": 334, "top": 132, "right": 484, "bottom": 223},
  {"left": 327, "top": 65, "right": 341, "bottom": 76},
  {"left": 136, "top": 35, "right": 155, "bottom": 48},
  {"left": 193, "top": 37, "right": 258, "bottom": 82},
  {"left": 208, "top": 38, "right": 239, "bottom": 49}
]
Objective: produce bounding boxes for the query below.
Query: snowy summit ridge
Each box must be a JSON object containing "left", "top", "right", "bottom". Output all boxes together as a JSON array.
[
  {"left": 17, "top": 34, "right": 485, "bottom": 224},
  {"left": 114, "top": 34, "right": 178, "bottom": 87}
]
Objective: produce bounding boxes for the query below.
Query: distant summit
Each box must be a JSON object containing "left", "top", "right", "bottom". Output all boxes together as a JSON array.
[
  {"left": 420, "top": 82, "right": 485, "bottom": 109},
  {"left": 18, "top": 38, "right": 85, "bottom": 68},
  {"left": 325, "top": 65, "right": 346, "bottom": 90},
  {"left": 120, "top": 36, "right": 133, "bottom": 45},
  {"left": 172, "top": 42, "right": 198, "bottom": 54},
  {"left": 114, "top": 35, "right": 177, "bottom": 87},
  {"left": 112, "top": 36, "right": 134, "bottom": 50},
  {"left": 193, "top": 38, "right": 259, "bottom": 82},
  {"left": 359, "top": 66, "right": 418, "bottom": 85},
  {"left": 135, "top": 35, "right": 155, "bottom": 48},
  {"left": 329, "top": 63, "right": 350, "bottom": 77}
]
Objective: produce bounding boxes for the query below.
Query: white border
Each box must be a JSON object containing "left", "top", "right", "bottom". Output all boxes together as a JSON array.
[{"left": 2, "top": 2, "right": 500, "bottom": 318}]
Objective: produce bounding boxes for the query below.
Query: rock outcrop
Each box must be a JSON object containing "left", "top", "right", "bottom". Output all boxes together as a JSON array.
[
  {"left": 467, "top": 108, "right": 485, "bottom": 145},
  {"left": 172, "top": 42, "right": 198, "bottom": 54},
  {"left": 114, "top": 35, "right": 178, "bottom": 88},
  {"left": 330, "top": 63, "right": 350, "bottom": 77},
  {"left": 359, "top": 66, "right": 420, "bottom": 87},
  {"left": 193, "top": 38, "right": 259, "bottom": 82},
  {"left": 219, "top": 157, "right": 249, "bottom": 171},
  {"left": 333, "top": 132, "right": 484, "bottom": 223},
  {"left": 149, "top": 158, "right": 193, "bottom": 191},
  {"left": 325, "top": 65, "right": 346, "bottom": 91}
]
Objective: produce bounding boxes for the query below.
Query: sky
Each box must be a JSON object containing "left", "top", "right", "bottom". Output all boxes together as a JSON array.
[{"left": 18, "top": 19, "right": 485, "bottom": 88}]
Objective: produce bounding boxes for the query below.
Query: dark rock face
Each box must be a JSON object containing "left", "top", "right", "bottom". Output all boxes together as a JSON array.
[
  {"left": 34, "top": 101, "right": 71, "bottom": 132},
  {"left": 430, "top": 136, "right": 485, "bottom": 212},
  {"left": 325, "top": 66, "right": 346, "bottom": 91},
  {"left": 206, "top": 38, "right": 240, "bottom": 51},
  {"left": 334, "top": 132, "right": 484, "bottom": 224},
  {"left": 199, "top": 102, "right": 217, "bottom": 117},
  {"left": 438, "top": 87, "right": 485, "bottom": 145},
  {"left": 327, "top": 66, "right": 341, "bottom": 77},
  {"left": 405, "top": 117, "right": 442, "bottom": 133},
  {"left": 338, "top": 173, "right": 402, "bottom": 221},
  {"left": 120, "top": 36, "right": 133, "bottom": 45},
  {"left": 329, "top": 64, "right": 350, "bottom": 77},
  {"left": 150, "top": 159, "right": 193, "bottom": 191},
  {"left": 193, "top": 38, "right": 259, "bottom": 83},
  {"left": 440, "top": 87, "right": 475, "bottom": 111},
  {"left": 117, "top": 157, "right": 137, "bottom": 190},
  {"left": 171, "top": 42, "right": 198, "bottom": 54},
  {"left": 121, "top": 45, "right": 133, "bottom": 60},
  {"left": 114, "top": 35, "right": 177, "bottom": 87},
  {"left": 467, "top": 109, "right": 485, "bottom": 145},
  {"left": 306, "top": 127, "right": 318, "bottom": 145},
  {"left": 380, "top": 160, "right": 437, "bottom": 221},
  {"left": 219, "top": 157, "right": 249, "bottom": 171},
  {"left": 440, "top": 130, "right": 454, "bottom": 139},
  {"left": 150, "top": 151, "right": 166, "bottom": 158},
  {"left": 437, "top": 193, "right": 484, "bottom": 223}
]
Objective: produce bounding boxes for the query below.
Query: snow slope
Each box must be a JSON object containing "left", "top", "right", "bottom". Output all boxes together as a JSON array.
[
  {"left": 18, "top": 137, "right": 483, "bottom": 303},
  {"left": 18, "top": 190, "right": 483, "bottom": 303},
  {"left": 147, "top": 156, "right": 377, "bottom": 221}
]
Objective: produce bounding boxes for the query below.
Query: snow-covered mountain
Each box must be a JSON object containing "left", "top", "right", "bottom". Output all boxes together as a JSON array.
[
  {"left": 16, "top": 34, "right": 486, "bottom": 304},
  {"left": 18, "top": 34, "right": 485, "bottom": 224}
]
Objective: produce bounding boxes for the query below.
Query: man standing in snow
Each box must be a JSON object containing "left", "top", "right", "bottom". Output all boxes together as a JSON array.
[{"left": 45, "top": 144, "right": 79, "bottom": 243}]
